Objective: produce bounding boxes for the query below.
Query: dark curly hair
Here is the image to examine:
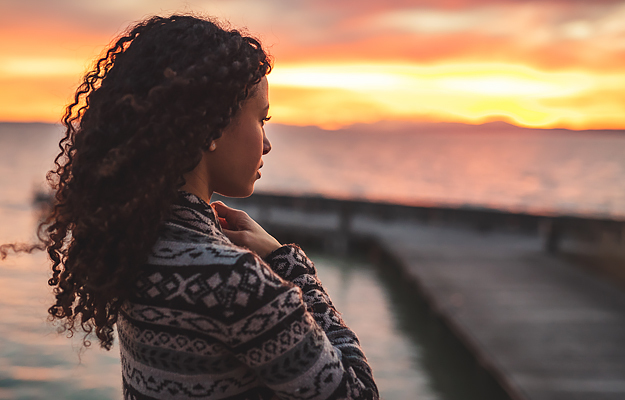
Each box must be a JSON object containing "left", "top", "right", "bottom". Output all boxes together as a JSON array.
[{"left": 4, "top": 14, "right": 272, "bottom": 350}]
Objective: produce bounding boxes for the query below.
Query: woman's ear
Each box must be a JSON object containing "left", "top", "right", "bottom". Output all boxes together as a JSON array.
[{"left": 208, "top": 141, "right": 216, "bottom": 151}]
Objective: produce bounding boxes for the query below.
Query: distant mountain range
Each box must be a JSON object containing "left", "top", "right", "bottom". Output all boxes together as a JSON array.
[
  {"left": 2, "top": 120, "right": 624, "bottom": 136},
  {"left": 267, "top": 120, "right": 625, "bottom": 137}
]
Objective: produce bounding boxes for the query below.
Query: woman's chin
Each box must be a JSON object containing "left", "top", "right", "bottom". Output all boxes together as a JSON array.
[{"left": 216, "top": 184, "right": 255, "bottom": 198}]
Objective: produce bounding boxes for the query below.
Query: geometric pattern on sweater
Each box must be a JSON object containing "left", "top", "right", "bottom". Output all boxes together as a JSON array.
[
  {"left": 147, "top": 236, "right": 243, "bottom": 266},
  {"left": 270, "top": 346, "right": 342, "bottom": 400},
  {"left": 168, "top": 202, "right": 227, "bottom": 243},
  {"left": 157, "top": 222, "right": 217, "bottom": 245},
  {"left": 117, "top": 313, "right": 226, "bottom": 356},
  {"left": 256, "top": 327, "right": 326, "bottom": 385},
  {"left": 118, "top": 191, "right": 379, "bottom": 400},
  {"left": 242, "top": 312, "right": 316, "bottom": 367},
  {"left": 122, "top": 380, "right": 274, "bottom": 400},
  {"left": 264, "top": 245, "right": 316, "bottom": 280},
  {"left": 261, "top": 245, "right": 377, "bottom": 400},
  {"left": 273, "top": 257, "right": 344, "bottom": 333},
  {"left": 118, "top": 326, "right": 242, "bottom": 375},
  {"left": 121, "top": 353, "right": 260, "bottom": 399},
  {"left": 121, "top": 287, "right": 304, "bottom": 347},
  {"left": 136, "top": 256, "right": 285, "bottom": 319},
  {"left": 265, "top": 245, "right": 378, "bottom": 399}
]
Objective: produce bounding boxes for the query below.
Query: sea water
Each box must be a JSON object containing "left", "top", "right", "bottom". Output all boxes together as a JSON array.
[{"left": 258, "top": 122, "right": 625, "bottom": 219}]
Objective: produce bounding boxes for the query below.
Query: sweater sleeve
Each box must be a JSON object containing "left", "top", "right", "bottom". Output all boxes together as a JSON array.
[
  {"left": 263, "top": 244, "right": 379, "bottom": 400},
  {"left": 208, "top": 250, "right": 378, "bottom": 400}
]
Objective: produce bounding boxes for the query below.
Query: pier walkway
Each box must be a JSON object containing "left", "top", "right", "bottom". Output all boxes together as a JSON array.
[
  {"left": 228, "top": 195, "right": 625, "bottom": 400},
  {"left": 353, "top": 216, "right": 625, "bottom": 400}
]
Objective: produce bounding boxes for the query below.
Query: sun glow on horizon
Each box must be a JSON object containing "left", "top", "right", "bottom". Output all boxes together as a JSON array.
[
  {"left": 1, "top": 56, "right": 623, "bottom": 130},
  {"left": 269, "top": 62, "right": 623, "bottom": 130},
  {"left": 0, "top": 57, "right": 88, "bottom": 77}
]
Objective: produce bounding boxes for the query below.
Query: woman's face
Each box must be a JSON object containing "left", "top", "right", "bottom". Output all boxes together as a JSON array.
[{"left": 207, "top": 76, "right": 271, "bottom": 197}]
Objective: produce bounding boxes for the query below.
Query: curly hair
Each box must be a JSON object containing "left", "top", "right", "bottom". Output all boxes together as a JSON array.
[{"left": 20, "top": 14, "right": 272, "bottom": 350}]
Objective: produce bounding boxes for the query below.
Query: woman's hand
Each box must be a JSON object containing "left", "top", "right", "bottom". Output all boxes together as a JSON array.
[{"left": 211, "top": 201, "right": 281, "bottom": 258}]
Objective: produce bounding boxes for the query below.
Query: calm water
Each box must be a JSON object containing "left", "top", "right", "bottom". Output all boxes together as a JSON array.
[
  {"left": 2, "top": 121, "right": 625, "bottom": 220},
  {"left": 1, "top": 121, "right": 623, "bottom": 399},
  {"left": 258, "top": 122, "right": 625, "bottom": 219},
  {"left": 0, "top": 251, "right": 122, "bottom": 400}
]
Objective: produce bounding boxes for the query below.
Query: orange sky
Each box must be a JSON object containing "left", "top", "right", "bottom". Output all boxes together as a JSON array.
[{"left": 1, "top": 0, "right": 625, "bottom": 129}]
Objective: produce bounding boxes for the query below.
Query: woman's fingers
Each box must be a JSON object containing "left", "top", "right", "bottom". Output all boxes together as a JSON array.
[
  {"left": 211, "top": 201, "right": 234, "bottom": 217},
  {"left": 221, "top": 228, "right": 244, "bottom": 245},
  {"left": 211, "top": 201, "right": 246, "bottom": 230},
  {"left": 217, "top": 216, "right": 229, "bottom": 230},
  {"left": 211, "top": 202, "right": 281, "bottom": 257}
]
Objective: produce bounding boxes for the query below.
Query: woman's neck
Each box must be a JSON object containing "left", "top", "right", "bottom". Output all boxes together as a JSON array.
[{"left": 180, "top": 166, "right": 213, "bottom": 204}]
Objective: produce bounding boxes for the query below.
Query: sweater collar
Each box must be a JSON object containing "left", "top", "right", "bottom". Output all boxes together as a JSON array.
[{"left": 169, "top": 190, "right": 224, "bottom": 235}]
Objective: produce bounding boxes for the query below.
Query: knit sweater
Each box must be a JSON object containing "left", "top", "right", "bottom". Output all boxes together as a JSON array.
[{"left": 118, "top": 191, "right": 379, "bottom": 400}]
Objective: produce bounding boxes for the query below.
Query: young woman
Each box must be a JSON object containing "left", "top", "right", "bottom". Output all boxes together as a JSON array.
[{"left": 29, "top": 14, "right": 378, "bottom": 400}]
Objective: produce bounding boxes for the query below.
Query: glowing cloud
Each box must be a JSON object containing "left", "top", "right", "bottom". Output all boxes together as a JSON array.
[
  {"left": 375, "top": 7, "right": 500, "bottom": 34},
  {"left": 270, "top": 69, "right": 402, "bottom": 90},
  {"left": 270, "top": 63, "right": 621, "bottom": 129},
  {"left": 0, "top": 57, "right": 87, "bottom": 77}
]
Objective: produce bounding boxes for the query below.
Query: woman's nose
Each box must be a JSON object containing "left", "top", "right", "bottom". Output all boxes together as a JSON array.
[{"left": 262, "top": 132, "right": 272, "bottom": 155}]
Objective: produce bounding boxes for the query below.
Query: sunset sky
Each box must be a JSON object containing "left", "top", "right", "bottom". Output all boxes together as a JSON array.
[{"left": 1, "top": 0, "right": 625, "bottom": 129}]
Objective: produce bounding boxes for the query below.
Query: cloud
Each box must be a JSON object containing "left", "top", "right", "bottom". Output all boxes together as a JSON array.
[
  {"left": 3, "top": 0, "right": 625, "bottom": 70},
  {"left": 374, "top": 7, "right": 501, "bottom": 34},
  {"left": 0, "top": 57, "right": 86, "bottom": 77},
  {"left": 268, "top": 62, "right": 621, "bottom": 129},
  {"left": 341, "top": 4, "right": 624, "bottom": 72}
]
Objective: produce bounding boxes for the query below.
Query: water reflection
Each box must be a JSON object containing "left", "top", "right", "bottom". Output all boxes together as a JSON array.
[
  {"left": 259, "top": 123, "right": 625, "bottom": 218},
  {"left": 311, "top": 251, "right": 509, "bottom": 400},
  {"left": 312, "top": 254, "right": 438, "bottom": 399},
  {"left": 0, "top": 250, "right": 122, "bottom": 400}
]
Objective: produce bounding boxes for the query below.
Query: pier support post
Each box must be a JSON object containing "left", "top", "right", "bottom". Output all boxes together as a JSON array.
[
  {"left": 324, "top": 202, "right": 353, "bottom": 255},
  {"left": 542, "top": 219, "right": 561, "bottom": 253}
]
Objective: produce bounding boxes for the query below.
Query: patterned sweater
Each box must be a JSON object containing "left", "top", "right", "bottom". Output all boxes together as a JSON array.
[{"left": 118, "top": 191, "right": 379, "bottom": 400}]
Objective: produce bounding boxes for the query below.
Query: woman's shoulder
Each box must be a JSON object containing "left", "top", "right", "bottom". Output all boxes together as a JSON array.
[{"left": 132, "top": 222, "right": 294, "bottom": 320}]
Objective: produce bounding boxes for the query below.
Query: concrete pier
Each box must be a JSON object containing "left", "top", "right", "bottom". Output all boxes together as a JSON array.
[
  {"left": 222, "top": 193, "right": 625, "bottom": 400},
  {"left": 355, "top": 218, "right": 625, "bottom": 400}
]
